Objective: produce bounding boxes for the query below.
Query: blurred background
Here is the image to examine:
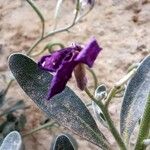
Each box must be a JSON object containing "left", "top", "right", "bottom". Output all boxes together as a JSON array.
[{"left": 0, "top": 0, "right": 150, "bottom": 149}]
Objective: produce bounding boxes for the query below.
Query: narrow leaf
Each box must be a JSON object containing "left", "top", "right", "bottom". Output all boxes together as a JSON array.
[
  {"left": 92, "top": 85, "right": 108, "bottom": 128},
  {"left": 0, "top": 131, "right": 22, "bottom": 150},
  {"left": 120, "top": 55, "right": 150, "bottom": 144},
  {"left": 92, "top": 102, "right": 108, "bottom": 128},
  {"left": 9, "top": 54, "right": 110, "bottom": 149},
  {"left": 51, "top": 133, "right": 77, "bottom": 150}
]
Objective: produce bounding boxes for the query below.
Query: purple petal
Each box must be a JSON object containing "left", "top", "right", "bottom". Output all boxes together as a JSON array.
[
  {"left": 38, "top": 47, "right": 73, "bottom": 72},
  {"left": 47, "top": 60, "right": 77, "bottom": 99},
  {"left": 75, "top": 37, "right": 102, "bottom": 67}
]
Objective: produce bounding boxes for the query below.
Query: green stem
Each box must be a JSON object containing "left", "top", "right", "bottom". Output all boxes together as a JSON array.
[
  {"left": 127, "top": 63, "right": 139, "bottom": 73},
  {"left": 84, "top": 88, "right": 126, "bottom": 150},
  {"left": 86, "top": 67, "right": 98, "bottom": 91},
  {"left": 43, "top": 0, "right": 79, "bottom": 39},
  {"left": 105, "top": 87, "right": 118, "bottom": 108},
  {"left": 27, "top": 0, "right": 80, "bottom": 56},
  {"left": 134, "top": 93, "right": 150, "bottom": 150},
  {"left": 22, "top": 121, "right": 56, "bottom": 137},
  {"left": 26, "top": 37, "right": 43, "bottom": 55},
  {"left": 105, "top": 68, "right": 137, "bottom": 108},
  {"left": 26, "top": 0, "right": 45, "bottom": 38},
  {"left": 31, "top": 42, "right": 64, "bottom": 57}
]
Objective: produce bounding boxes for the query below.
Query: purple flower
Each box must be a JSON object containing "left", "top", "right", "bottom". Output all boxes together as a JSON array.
[{"left": 38, "top": 37, "right": 102, "bottom": 100}]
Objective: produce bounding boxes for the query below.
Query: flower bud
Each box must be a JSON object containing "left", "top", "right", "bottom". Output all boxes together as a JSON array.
[{"left": 74, "top": 64, "right": 87, "bottom": 90}]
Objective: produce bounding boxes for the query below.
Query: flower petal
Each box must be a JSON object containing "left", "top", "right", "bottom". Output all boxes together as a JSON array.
[
  {"left": 38, "top": 47, "right": 73, "bottom": 72},
  {"left": 75, "top": 37, "right": 102, "bottom": 67},
  {"left": 47, "top": 60, "right": 77, "bottom": 100}
]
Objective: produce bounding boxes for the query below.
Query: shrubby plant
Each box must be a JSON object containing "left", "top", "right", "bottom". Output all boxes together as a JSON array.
[{"left": 1, "top": 0, "right": 150, "bottom": 150}]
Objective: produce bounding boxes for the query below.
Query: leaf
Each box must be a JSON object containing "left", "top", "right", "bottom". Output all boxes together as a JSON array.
[
  {"left": 9, "top": 53, "right": 110, "bottom": 149},
  {"left": 120, "top": 55, "right": 150, "bottom": 144},
  {"left": 94, "top": 84, "right": 107, "bottom": 101},
  {"left": 0, "top": 131, "right": 22, "bottom": 150},
  {"left": 92, "top": 102, "right": 108, "bottom": 128},
  {"left": 50, "top": 133, "right": 77, "bottom": 150},
  {"left": 92, "top": 85, "right": 108, "bottom": 128}
]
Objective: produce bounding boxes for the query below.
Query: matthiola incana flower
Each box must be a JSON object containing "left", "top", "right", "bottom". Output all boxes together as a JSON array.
[{"left": 38, "top": 37, "right": 102, "bottom": 100}]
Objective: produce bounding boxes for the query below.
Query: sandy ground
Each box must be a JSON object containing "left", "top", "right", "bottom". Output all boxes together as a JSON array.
[{"left": 0, "top": 0, "right": 150, "bottom": 149}]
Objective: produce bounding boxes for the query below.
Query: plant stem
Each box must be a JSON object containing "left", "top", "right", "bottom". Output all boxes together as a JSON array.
[
  {"left": 105, "top": 68, "right": 136, "bottom": 108},
  {"left": 105, "top": 87, "right": 118, "bottom": 108},
  {"left": 84, "top": 87, "right": 126, "bottom": 150},
  {"left": 134, "top": 93, "right": 150, "bottom": 150},
  {"left": 31, "top": 42, "right": 64, "bottom": 57},
  {"left": 27, "top": 0, "right": 80, "bottom": 56},
  {"left": 26, "top": 0, "right": 45, "bottom": 38},
  {"left": 26, "top": 37, "right": 43, "bottom": 56},
  {"left": 22, "top": 121, "right": 56, "bottom": 137},
  {"left": 86, "top": 67, "right": 98, "bottom": 91}
]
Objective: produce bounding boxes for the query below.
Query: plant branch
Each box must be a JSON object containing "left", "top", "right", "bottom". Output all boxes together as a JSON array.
[
  {"left": 31, "top": 42, "right": 64, "bottom": 57},
  {"left": 27, "top": 0, "right": 80, "bottom": 56},
  {"left": 105, "top": 68, "right": 137, "bottom": 108},
  {"left": 86, "top": 67, "right": 98, "bottom": 91},
  {"left": 22, "top": 121, "right": 56, "bottom": 137},
  {"left": 84, "top": 87, "right": 126, "bottom": 150},
  {"left": 26, "top": 0, "right": 45, "bottom": 38}
]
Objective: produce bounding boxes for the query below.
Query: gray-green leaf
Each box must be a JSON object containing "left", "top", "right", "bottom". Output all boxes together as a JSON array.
[
  {"left": 50, "top": 133, "right": 77, "bottom": 150},
  {"left": 120, "top": 55, "right": 150, "bottom": 144},
  {"left": 0, "top": 131, "right": 22, "bottom": 150},
  {"left": 9, "top": 54, "right": 110, "bottom": 149}
]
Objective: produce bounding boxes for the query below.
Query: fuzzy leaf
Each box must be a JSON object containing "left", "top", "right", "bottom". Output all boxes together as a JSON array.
[
  {"left": 9, "top": 54, "right": 110, "bottom": 149},
  {"left": 0, "top": 131, "right": 22, "bottom": 150},
  {"left": 120, "top": 55, "right": 150, "bottom": 144},
  {"left": 92, "top": 85, "right": 108, "bottom": 128},
  {"left": 51, "top": 133, "right": 77, "bottom": 150},
  {"left": 94, "top": 84, "right": 107, "bottom": 101},
  {"left": 92, "top": 102, "right": 108, "bottom": 128}
]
